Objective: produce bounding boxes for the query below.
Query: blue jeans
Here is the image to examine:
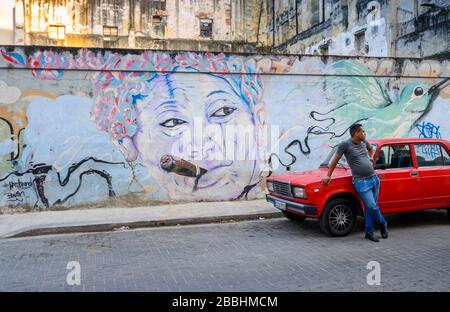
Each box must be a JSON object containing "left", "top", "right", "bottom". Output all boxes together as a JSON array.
[{"left": 352, "top": 175, "right": 386, "bottom": 233}]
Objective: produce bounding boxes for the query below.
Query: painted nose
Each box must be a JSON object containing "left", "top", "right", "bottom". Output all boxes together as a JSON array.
[{"left": 189, "top": 129, "right": 224, "bottom": 161}]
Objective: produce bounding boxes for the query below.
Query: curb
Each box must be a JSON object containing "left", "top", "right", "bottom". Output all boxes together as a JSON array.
[{"left": 7, "top": 211, "right": 283, "bottom": 239}]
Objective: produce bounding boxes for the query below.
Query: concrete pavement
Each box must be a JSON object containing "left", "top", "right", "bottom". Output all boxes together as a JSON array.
[
  {"left": 0, "top": 199, "right": 282, "bottom": 239},
  {"left": 1, "top": 210, "right": 450, "bottom": 291}
]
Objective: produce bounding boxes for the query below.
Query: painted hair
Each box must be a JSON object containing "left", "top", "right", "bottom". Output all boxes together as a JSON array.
[
  {"left": 27, "top": 49, "right": 264, "bottom": 142},
  {"left": 91, "top": 52, "right": 264, "bottom": 141}
]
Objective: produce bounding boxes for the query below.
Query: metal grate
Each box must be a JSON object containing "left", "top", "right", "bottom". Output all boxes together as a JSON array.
[{"left": 272, "top": 180, "right": 293, "bottom": 198}]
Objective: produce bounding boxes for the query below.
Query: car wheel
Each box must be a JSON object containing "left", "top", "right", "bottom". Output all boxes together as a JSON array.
[
  {"left": 447, "top": 208, "right": 450, "bottom": 219},
  {"left": 320, "top": 198, "right": 357, "bottom": 237},
  {"left": 282, "top": 210, "right": 306, "bottom": 222}
]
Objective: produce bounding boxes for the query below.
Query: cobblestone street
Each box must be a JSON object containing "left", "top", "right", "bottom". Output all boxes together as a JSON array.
[{"left": 1, "top": 209, "right": 450, "bottom": 292}]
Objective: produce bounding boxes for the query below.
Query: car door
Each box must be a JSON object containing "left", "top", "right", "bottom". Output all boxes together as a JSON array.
[
  {"left": 413, "top": 143, "right": 450, "bottom": 209},
  {"left": 375, "top": 144, "right": 422, "bottom": 213}
]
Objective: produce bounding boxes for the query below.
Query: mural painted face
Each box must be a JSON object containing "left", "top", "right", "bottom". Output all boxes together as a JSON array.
[
  {"left": 1, "top": 47, "right": 449, "bottom": 210},
  {"left": 133, "top": 72, "right": 262, "bottom": 200}
]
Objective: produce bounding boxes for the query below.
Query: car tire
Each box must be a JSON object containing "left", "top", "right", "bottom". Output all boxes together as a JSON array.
[
  {"left": 447, "top": 208, "right": 450, "bottom": 219},
  {"left": 320, "top": 198, "right": 357, "bottom": 237},
  {"left": 282, "top": 210, "right": 306, "bottom": 222}
]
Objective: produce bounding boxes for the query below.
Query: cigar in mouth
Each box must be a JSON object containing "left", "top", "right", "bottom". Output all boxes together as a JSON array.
[{"left": 160, "top": 154, "right": 207, "bottom": 178}]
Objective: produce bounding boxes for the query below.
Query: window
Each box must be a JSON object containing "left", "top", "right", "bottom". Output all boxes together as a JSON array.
[
  {"left": 308, "top": 0, "right": 332, "bottom": 27},
  {"left": 318, "top": 43, "right": 329, "bottom": 55},
  {"left": 200, "top": 19, "right": 213, "bottom": 38},
  {"left": 414, "top": 144, "right": 450, "bottom": 167},
  {"left": 48, "top": 25, "right": 65, "bottom": 40},
  {"left": 396, "top": 0, "right": 440, "bottom": 23},
  {"left": 310, "top": 0, "right": 321, "bottom": 26},
  {"left": 397, "top": 0, "right": 416, "bottom": 23},
  {"left": 377, "top": 145, "right": 413, "bottom": 169},
  {"left": 150, "top": 0, "right": 166, "bottom": 11},
  {"left": 443, "top": 147, "right": 450, "bottom": 166},
  {"left": 151, "top": 15, "right": 166, "bottom": 38},
  {"left": 103, "top": 26, "right": 118, "bottom": 41},
  {"left": 354, "top": 30, "right": 368, "bottom": 55},
  {"left": 152, "top": 15, "right": 162, "bottom": 26},
  {"left": 102, "top": 0, "right": 119, "bottom": 27},
  {"left": 418, "top": 0, "right": 440, "bottom": 14}
]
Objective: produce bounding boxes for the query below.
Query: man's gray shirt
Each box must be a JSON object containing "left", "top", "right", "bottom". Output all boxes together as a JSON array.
[{"left": 336, "top": 139, "right": 375, "bottom": 179}]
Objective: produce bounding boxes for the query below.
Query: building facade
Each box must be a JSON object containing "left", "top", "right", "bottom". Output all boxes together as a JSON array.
[
  {"left": 1, "top": 0, "right": 448, "bottom": 57},
  {"left": 4, "top": 0, "right": 263, "bottom": 52},
  {"left": 261, "top": 0, "right": 449, "bottom": 58}
]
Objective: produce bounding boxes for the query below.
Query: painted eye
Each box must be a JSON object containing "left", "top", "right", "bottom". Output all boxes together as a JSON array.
[
  {"left": 211, "top": 107, "right": 237, "bottom": 117},
  {"left": 160, "top": 118, "right": 187, "bottom": 128},
  {"left": 414, "top": 87, "right": 424, "bottom": 96}
]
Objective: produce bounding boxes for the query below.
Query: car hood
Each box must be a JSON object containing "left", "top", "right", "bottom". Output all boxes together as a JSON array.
[{"left": 268, "top": 167, "right": 351, "bottom": 185}]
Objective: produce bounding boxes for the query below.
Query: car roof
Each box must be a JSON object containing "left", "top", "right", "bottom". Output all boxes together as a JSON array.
[{"left": 368, "top": 138, "right": 450, "bottom": 150}]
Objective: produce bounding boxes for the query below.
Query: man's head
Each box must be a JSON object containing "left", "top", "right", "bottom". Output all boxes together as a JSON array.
[{"left": 349, "top": 123, "right": 366, "bottom": 140}]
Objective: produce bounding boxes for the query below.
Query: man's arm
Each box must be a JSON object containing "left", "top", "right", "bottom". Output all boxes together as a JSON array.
[{"left": 321, "top": 153, "right": 343, "bottom": 185}]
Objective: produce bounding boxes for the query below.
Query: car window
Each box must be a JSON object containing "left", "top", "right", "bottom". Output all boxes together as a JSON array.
[
  {"left": 377, "top": 144, "right": 413, "bottom": 169},
  {"left": 414, "top": 144, "right": 450, "bottom": 167},
  {"left": 442, "top": 147, "right": 450, "bottom": 166}
]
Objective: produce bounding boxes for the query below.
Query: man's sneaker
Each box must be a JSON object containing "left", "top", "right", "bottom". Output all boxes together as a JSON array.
[
  {"left": 365, "top": 232, "right": 380, "bottom": 242},
  {"left": 380, "top": 222, "right": 388, "bottom": 239}
]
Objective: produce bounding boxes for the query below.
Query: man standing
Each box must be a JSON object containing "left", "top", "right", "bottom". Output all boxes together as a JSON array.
[{"left": 321, "top": 123, "right": 388, "bottom": 242}]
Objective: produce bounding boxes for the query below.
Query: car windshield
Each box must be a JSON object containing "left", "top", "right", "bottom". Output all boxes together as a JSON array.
[{"left": 319, "top": 144, "right": 378, "bottom": 168}]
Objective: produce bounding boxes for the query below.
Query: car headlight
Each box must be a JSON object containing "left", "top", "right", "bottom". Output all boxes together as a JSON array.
[
  {"left": 292, "top": 186, "right": 307, "bottom": 199},
  {"left": 267, "top": 181, "right": 274, "bottom": 192}
]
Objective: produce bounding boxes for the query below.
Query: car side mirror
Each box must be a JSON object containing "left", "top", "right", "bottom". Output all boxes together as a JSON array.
[{"left": 374, "top": 163, "right": 387, "bottom": 170}]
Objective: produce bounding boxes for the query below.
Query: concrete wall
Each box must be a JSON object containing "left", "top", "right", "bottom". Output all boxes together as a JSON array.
[{"left": 0, "top": 46, "right": 449, "bottom": 211}]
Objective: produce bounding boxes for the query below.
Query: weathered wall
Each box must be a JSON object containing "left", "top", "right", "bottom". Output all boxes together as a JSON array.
[
  {"left": 0, "top": 46, "right": 449, "bottom": 211},
  {"left": 267, "top": 0, "right": 393, "bottom": 56},
  {"left": 0, "top": 0, "right": 15, "bottom": 45},
  {"left": 396, "top": 6, "right": 450, "bottom": 58},
  {"left": 267, "top": 0, "right": 449, "bottom": 58},
  {"left": 17, "top": 0, "right": 262, "bottom": 50}
]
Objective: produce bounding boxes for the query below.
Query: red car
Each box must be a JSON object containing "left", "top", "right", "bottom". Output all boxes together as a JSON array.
[{"left": 266, "top": 138, "right": 450, "bottom": 237}]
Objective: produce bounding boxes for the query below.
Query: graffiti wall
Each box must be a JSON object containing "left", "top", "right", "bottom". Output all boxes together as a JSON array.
[{"left": 0, "top": 46, "right": 449, "bottom": 210}]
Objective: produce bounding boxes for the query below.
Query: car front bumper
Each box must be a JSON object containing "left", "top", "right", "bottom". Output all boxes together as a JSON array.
[{"left": 266, "top": 194, "right": 318, "bottom": 216}]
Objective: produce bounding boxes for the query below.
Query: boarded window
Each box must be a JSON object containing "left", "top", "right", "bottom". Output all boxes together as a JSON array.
[
  {"left": 48, "top": 25, "right": 65, "bottom": 40},
  {"left": 200, "top": 19, "right": 213, "bottom": 38},
  {"left": 103, "top": 26, "right": 118, "bottom": 41}
]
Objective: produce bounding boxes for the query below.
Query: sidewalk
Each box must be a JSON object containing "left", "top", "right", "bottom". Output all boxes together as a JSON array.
[{"left": 0, "top": 199, "right": 281, "bottom": 239}]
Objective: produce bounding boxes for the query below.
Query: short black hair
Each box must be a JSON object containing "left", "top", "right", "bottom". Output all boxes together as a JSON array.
[{"left": 349, "top": 123, "right": 363, "bottom": 137}]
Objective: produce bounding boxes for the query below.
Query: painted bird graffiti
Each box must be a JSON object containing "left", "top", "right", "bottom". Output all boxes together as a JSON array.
[
  {"left": 268, "top": 60, "right": 449, "bottom": 171},
  {"left": 309, "top": 60, "right": 449, "bottom": 144}
]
